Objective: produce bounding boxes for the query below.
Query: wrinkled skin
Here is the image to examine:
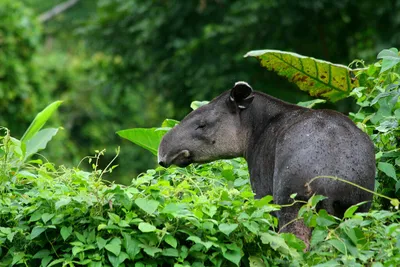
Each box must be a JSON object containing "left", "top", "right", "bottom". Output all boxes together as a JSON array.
[{"left": 158, "top": 82, "right": 376, "bottom": 246}]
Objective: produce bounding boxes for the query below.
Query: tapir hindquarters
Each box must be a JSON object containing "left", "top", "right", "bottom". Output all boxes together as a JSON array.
[{"left": 271, "top": 112, "right": 375, "bottom": 245}]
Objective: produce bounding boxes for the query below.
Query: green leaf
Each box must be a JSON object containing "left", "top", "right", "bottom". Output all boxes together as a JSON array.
[
  {"left": 138, "top": 222, "right": 156, "bottom": 232},
  {"left": 165, "top": 235, "right": 178, "bottom": 248},
  {"left": 309, "top": 195, "right": 327, "bottom": 208},
  {"left": 41, "top": 213, "right": 55, "bottom": 224},
  {"left": 310, "top": 229, "right": 328, "bottom": 247},
  {"left": 161, "top": 203, "right": 188, "bottom": 215},
  {"left": 281, "top": 233, "right": 306, "bottom": 251},
  {"left": 390, "top": 198, "right": 399, "bottom": 208},
  {"left": 31, "top": 226, "right": 46, "bottom": 240},
  {"left": 297, "top": 99, "right": 326, "bottom": 108},
  {"left": 105, "top": 238, "right": 122, "bottom": 256},
  {"left": 108, "top": 252, "right": 129, "bottom": 267},
  {"left": 248, "top": 256, "right": 265, "bottom": 267},
  {"left": 24, "top": 128, "right": 59, "bottom": 160},
  {"left": 328, "top": 239, "right": 346, "bottom": 254},
  {"left": 378, "top": 162, "right": 397, "bottom": 180},
  {"left": 11, "top": 252, "right": 25, "bottom": 266},
  {"left": 162, "top": 248, "right": 179, "bottom": 257},
  {"left": 117, "top": 128, "right": 167, "bottom": 155},
  {"left": 161, "top": 119, "right": 180, "bottom": 128},
  {"left": 316, "top": 209, "right": 337, "bottom": 227},
  {"left": 122, "top": 233, "right": 141, "bottom": 259},
  {"left": 108, "top": 212, "right": 121, "bottom": 224},
  {"left": 29, "top": 211, "right": 42, "bottom": 222},
  {"left": 96, "top": 236, "right": 108, "bottom": 250},
  {"left": 343, "top": 201, "right": 369, "bottom": 218},
  {"left": 254, "top": 195, "right": 274, "bottom": 208},
  {"left": 190, "top": 101, "right": 209, "bottom": 110},
  {"left": 313, "top": 260, "right": 341, "bottom": 267},
  {"left": 377, "top": 48, "right": 400, "bottom": 73},
  {"left": 21, "top": 101, "right": 62, "bottom": 142},
  {"left": 32, "top": 249, "right": 50, "bottom": 259},
  {"left": 72, "top": 246, "right": 85, "bottom": 256},
  {"left": 187, "top": 236, "right": 213, "bottom": 250},
  {"left": 245, "top": 50, "right": 359, "bottom": 102},
  {"left": 55, "top": 197, "right": 71, "bottom": 209},
  {"left": 243, "top": 221, "right": 260, "bottom": 234},
  {"left": 41, "top": 256, "right": 53, "bottom": 267},
  {"left": 135, "top": 198, "right": 160, "bottom": 215},
  {"left": 260, "top": 232, "right": 290, "bottom": 252},
  {"left": 222, "top": 248, "right": 242, "bottom": 266},
  {"left": 60, "top": 226, "right": 72, "bottom": 241},
  {"left": 218, "top": 223, "right": 238, "bottom": 236},
  {"left": 140, "top": 244, "right": 162, "bottom": 256}
]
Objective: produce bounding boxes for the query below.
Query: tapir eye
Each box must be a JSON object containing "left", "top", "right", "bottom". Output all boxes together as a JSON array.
[{"left": 196, "top": 121, "right": 206, "bottom": 130}]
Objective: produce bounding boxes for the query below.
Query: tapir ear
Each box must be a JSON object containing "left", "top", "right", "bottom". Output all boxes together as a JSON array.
[{"left": 229, "top": 81, "right": 254, "bottom": 110}]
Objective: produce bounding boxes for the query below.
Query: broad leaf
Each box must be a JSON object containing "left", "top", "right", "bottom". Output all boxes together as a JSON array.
[
  {"left": 245, "top": 50, "right": 360, "bottom": 102},
  {"left": 21, "top": 101, "right": 62, "bottom": 142},
  {"left": 30, "top": 226, "right": 46, "bottom": 239},
  {"left": 190, "top": 101, "right": 209, "bottom": 110},
  {"left": 377, "top": 48, "right": 400, "bottom": 73},
  {"left": 164, "top": 235, "right": 178, "bottom": 248},
  {"left": 218, "top": 223, "right": 238, "bottom": 236},
  {"left": 41, "top": 213, "right": 54, "bottom": 224},
  {"left": 297, "top": 99, "right": 326, "bottom": 108},
  {"left": 138, "top": 222, "right": 156, "bottom": 232},
  {"left": 122, "top": 233, "right": 141, "bottom": 259},
  {"left": 25, "top": 128, "right": 59, "bottom": 160},
  {"left": 116, "top": 128, "right": 167, "bottom": 155},
  {"left": 97, "top": 236, "right": 108, "bottom": 250},
  {"left": 135, "top": 198, "right": 159, "bottom": 215},
  {"left": 105, "top": 238, "right": 122, "bottom": 256},
  {"left": 222, "top": 248, "right": 242, "bottom": 266},
  {"left": 378, "top": 162, "right": 397, "bottom": 180}
]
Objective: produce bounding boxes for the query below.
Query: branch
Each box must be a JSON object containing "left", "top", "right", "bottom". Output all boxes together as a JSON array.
[{"left": 38, "top": 0, "right": 80, "bottom": 23}]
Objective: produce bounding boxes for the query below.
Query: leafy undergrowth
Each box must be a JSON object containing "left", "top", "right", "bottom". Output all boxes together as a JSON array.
[{"left": 0, "top": 138, "right": 399, "bottom": 266}]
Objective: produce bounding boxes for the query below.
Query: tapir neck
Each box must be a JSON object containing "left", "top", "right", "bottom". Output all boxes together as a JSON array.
[{"left": 241, "top": 92, "right": 303, "bottom": 159}]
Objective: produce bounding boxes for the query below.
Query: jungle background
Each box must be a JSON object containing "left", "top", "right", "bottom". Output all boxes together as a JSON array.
[{"left": 2, "top": 0, "right": 400, "bottom": 185}]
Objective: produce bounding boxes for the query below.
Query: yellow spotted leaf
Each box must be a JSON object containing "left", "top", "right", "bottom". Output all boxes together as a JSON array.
[{"left": 245, "top": 50, "right": 360, "bottom": 102}]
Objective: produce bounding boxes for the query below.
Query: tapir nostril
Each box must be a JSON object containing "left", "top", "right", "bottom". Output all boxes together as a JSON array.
[{"left": 158, "top": 161, "right": 166, "bottom": 167}]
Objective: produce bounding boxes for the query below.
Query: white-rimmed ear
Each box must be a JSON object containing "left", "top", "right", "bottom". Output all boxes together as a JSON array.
[{"left": 229, "top": 81, "right": 254, "bottom": 109}]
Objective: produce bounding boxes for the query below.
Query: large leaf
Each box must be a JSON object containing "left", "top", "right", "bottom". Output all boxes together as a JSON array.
[
  {"left": 245, "top": 50, "right": 360, "bottom": 102},
  {"left": 116, "top": 128, "right": 167, "bottom": 155},
  {"left": 21, "top": 101, "right": 62, "bottom": 142},
  {"left": 25, "top": 128, "right": 59, "bottom": 160},
  {"left": 377, "top": 48, "right": 400, "bottom": 73}
]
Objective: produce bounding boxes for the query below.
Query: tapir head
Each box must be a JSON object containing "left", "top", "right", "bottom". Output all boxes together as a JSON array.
[{"left": 158, "top": 81, "right": 254, "bottom": 167}]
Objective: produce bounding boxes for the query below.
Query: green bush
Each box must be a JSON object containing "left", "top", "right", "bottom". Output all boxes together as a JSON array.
[
  {"left": 1, "top": 127, "right": 399, "bottom": 266},
  {"left": 350, "top": 48, "right": 400, "bottom": 205},
  {"left": 1, "top": 42, "right": 400, "bottom": 265}
]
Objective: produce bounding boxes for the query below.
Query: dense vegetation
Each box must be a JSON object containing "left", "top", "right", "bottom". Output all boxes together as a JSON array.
[
  {"left": 1, "top": 0, "right": 400, "bottom": 266},
  {"left": 2, "top": 0, "right": 400, "bottom": 183},
  {"left": 1, "top": 48, "right": 400, "bottom": 265}
]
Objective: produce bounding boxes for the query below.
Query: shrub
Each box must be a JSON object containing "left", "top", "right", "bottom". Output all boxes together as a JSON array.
[{"left": 349, "top": 49, "right": 400, "bottom": 205}]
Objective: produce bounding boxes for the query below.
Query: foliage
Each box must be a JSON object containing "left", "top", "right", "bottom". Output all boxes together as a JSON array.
[
  {"left": 349, "top": 48, "right": 400, "bottom": 205},
  {"left": 1, "top": 124, "right": 399, "bottom": 266},
  {"left": 4, "top": 0, "right": 400, "bottom": 181},
  {"left": 245, "top": 50, "right": 360, "bottom": 102}
]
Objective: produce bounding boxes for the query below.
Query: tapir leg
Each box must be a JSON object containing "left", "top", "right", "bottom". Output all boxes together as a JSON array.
[{"left": 277, "top": 203, "right": 311, "bottom": 249}]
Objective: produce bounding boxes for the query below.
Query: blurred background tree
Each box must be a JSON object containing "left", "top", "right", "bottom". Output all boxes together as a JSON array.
[{"left": 2, "top": 0, "right": 400, "bottom": 184}]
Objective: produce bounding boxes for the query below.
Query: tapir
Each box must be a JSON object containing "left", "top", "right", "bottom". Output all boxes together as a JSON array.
[{"left": 157, "top": 81, "right": 375, "bottom": 244}]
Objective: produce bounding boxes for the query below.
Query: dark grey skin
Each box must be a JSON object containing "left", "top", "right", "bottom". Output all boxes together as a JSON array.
[{"left": 158, "top": 81, "right": 375, "bottom": 244}]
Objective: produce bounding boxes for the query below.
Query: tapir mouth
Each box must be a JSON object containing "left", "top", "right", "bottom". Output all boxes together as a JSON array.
[{"left": 158, "top": 149, "right": 192, "bottom": 168}]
